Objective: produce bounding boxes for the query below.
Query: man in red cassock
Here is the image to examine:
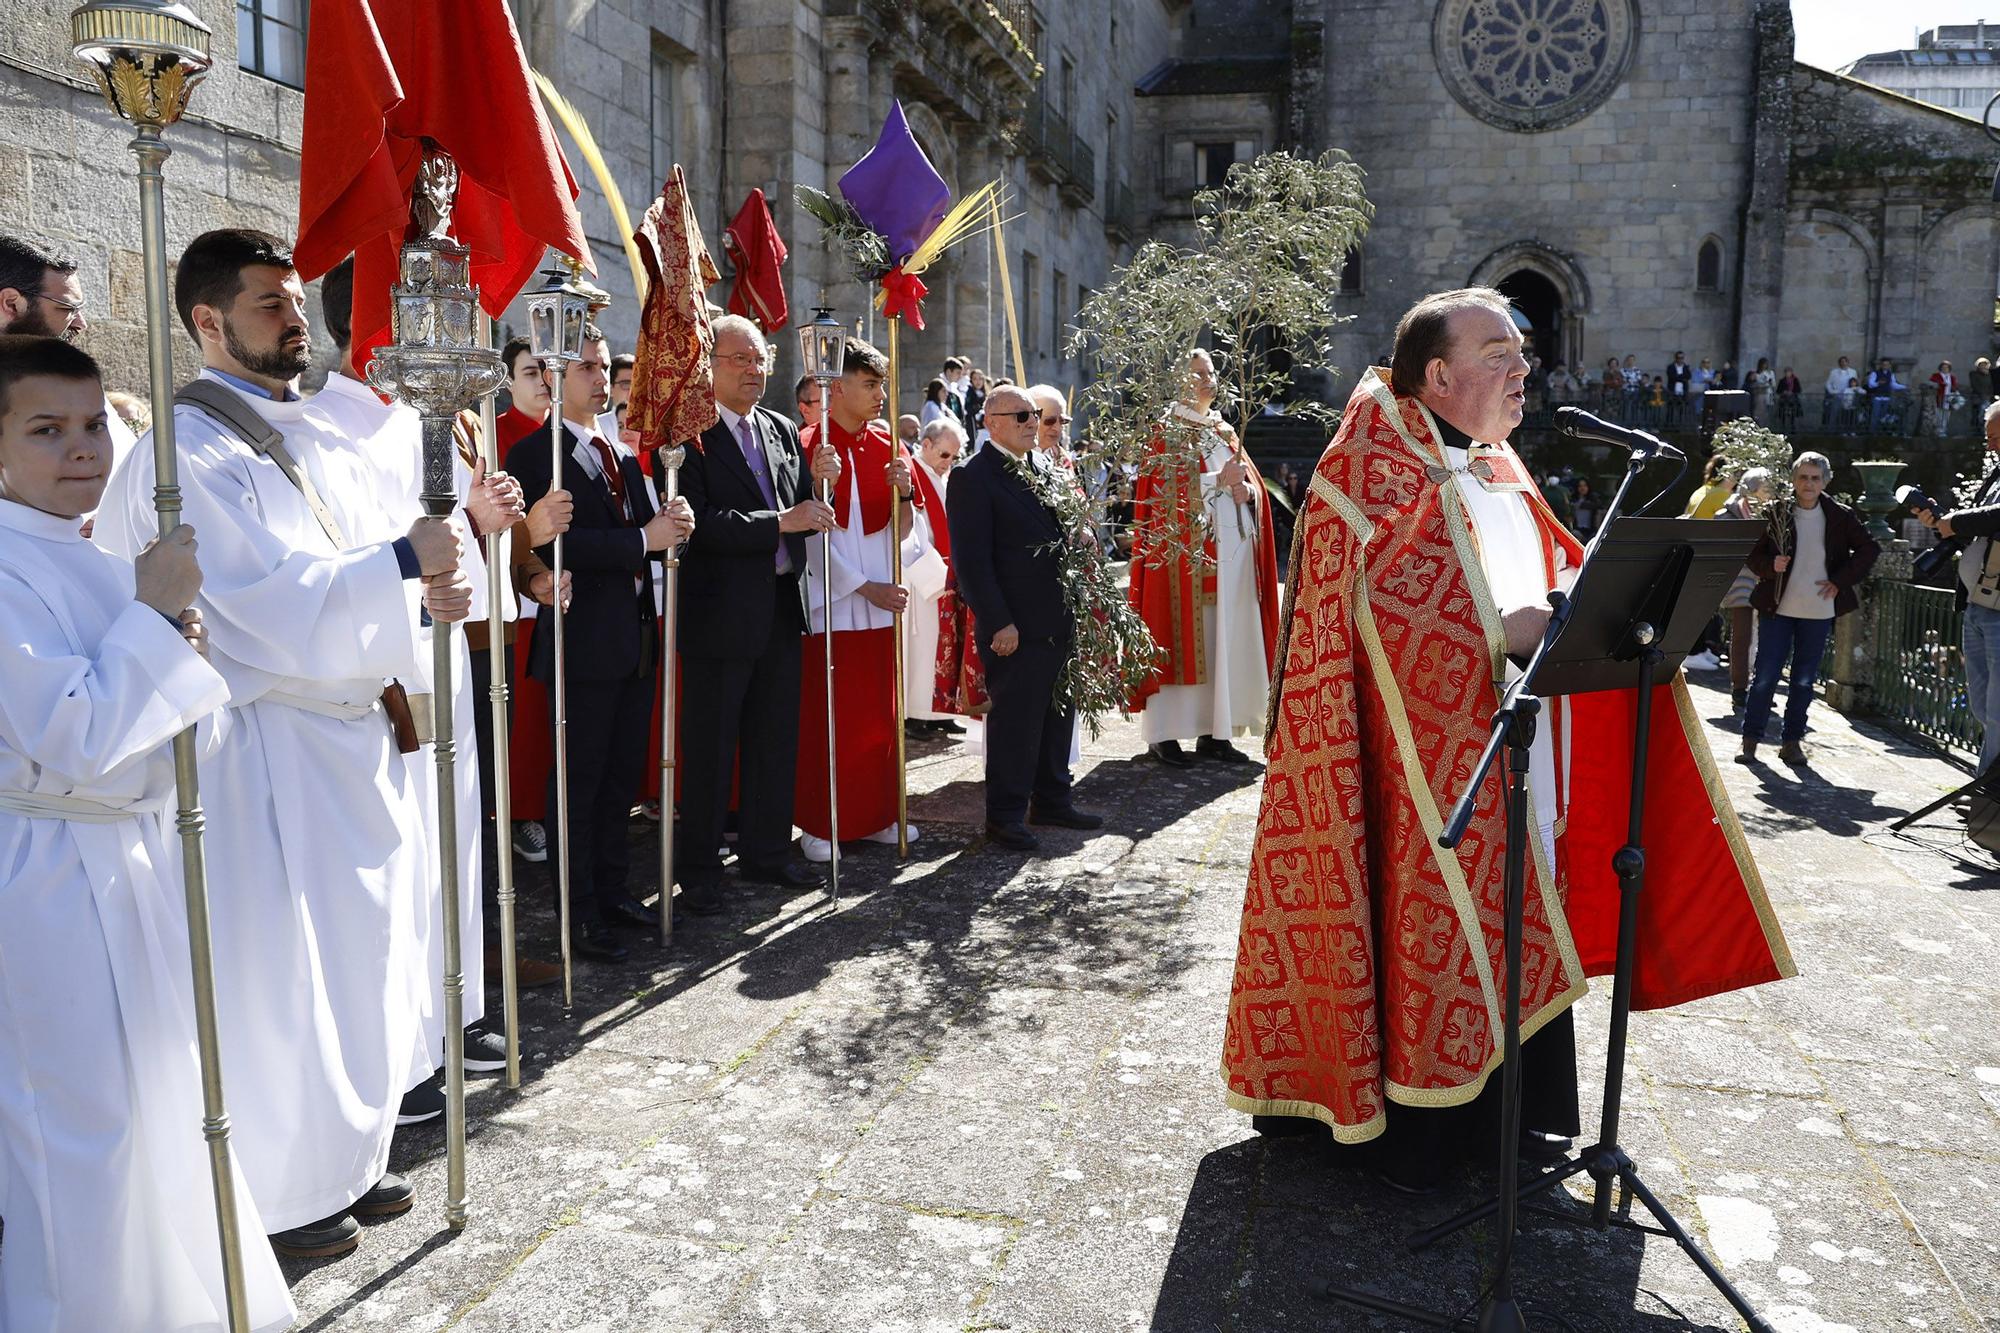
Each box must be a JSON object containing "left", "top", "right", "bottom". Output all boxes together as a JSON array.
[
  {"left": 1223, "top": 288, "right": 1793, "bottom": 1192},
  {"left": 795, "top": 338, "right": 930, "bottom": 862},
  {"left": 1128, "top": 349, "right": 1280, "bottom": 769}
]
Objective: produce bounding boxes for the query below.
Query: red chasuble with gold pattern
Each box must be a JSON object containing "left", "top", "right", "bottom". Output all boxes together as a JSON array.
[
  {"left": 1128, "top": 416, "right": 1281, "bottom": 708},
  {"left": 1221, "top": 370, "right": 1794, "bottom": 1143}
]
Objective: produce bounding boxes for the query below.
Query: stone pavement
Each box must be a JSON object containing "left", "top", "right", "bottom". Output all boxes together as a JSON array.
[{"left": 278, "top": 673, "right": 2000, "bottom": 1333}]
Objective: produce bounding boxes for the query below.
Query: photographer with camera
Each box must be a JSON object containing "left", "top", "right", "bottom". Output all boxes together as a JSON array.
[{"left": 1917, "top": 401, "right": 2000, "bottom": 778}]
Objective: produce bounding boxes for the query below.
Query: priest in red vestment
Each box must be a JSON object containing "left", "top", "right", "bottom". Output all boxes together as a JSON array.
[
  {"left": 1128, "top": 350, "right": 1281, "bottom": 769},
  {"left": 795, "top": 338, "right": 930, "bottom": 861},
  {"left": 1223, "top": 289, "right": 1793, "bottom": 1187}
]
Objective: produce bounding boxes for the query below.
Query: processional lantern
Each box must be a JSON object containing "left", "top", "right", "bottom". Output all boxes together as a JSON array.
[
  {"left": 525, "top": 262, "right": 593, "bottom": 365},
  {"left": 798, "top": 305, "right": 846, "bottom": 384}
]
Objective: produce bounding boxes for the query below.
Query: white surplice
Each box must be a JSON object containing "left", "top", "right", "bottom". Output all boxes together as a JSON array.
[
  {"left": 314, "top": 373, "right": 489, "bottom": 1048},
  {"left": 0, "top": 497, "right": 296, "bottom": 1333},
  {"left": 804, "top": 464, "right": 930, "bottom": 636},
  {"left": 1444, "top": 437, "right": 1575, "bottom": 869},
  {"left": 904, "top": 459, "right": 951, "bottom": 720},
  {"left": 1140, "top": 427, "right": 1271, "bottom": 746},
  {"left": 94, "top": 370, "right": 433, "bottom": 1232}
]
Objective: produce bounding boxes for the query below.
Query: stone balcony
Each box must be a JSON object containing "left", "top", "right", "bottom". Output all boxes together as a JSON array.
[{"left": 852, "top": 0, "right": 1041, "bottom": 132}]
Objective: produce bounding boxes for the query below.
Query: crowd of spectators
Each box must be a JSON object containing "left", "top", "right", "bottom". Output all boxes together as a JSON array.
[{"left": 1521, "top": 349, "right": 1992, "bottom": 437}]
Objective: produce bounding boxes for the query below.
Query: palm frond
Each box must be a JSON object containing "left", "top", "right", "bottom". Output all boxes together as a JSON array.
[{"left": 532, "top": 70, "right": 646, "bottom": 302}]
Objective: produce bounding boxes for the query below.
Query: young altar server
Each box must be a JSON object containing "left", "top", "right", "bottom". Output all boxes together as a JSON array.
[
  {"left": 94, "top": 228, "right": 469, "bottom": 1258},
  {"left": 0, "top": 334, "right": 296, "bottom": 1332}
]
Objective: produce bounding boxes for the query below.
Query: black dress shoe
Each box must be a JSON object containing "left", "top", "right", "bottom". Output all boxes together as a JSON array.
[
  {"left": 984, "top": 821, "right": 1040, "bottom": 852},
  {"left": 602, "top": 896, "right": 660, "bottom": 932},
  {"left": 739, "top": 861, "right": 822, "bottom": 889},
  {"left": 1149, "top": 739, "right": 1195, "bottom": 767},
  {"left": 351, "top": 1172, "right": 414, "bottom": 1218},
  {"left": 931, "top": 719, "right": 965, "bottom": 734},
  {"left": 1029, "top": 804, "right": 1104, "bottom": 830},
  {"left": 1195, "top": 735, "right": 1250, "bottom": 764},
  {"left": 574, "top": 922, "right": 629, "bottom": 963},
  {"left": 1519, "top": 1130, "right": 1573, "bottom": 1165},
  {"left": 270, "top": 1211, "right": 360, "bottom": 1258},
  {"left": 396, "top": 1075, "right": 443, "bottom": 1125}
]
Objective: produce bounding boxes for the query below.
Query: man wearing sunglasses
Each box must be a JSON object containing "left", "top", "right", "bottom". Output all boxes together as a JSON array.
[
  {"left": 1, "top": 235, "right": 134, "bottom": 483},
  {"left": 946, "top": 385, "right": 1102, "bottom": 852}
]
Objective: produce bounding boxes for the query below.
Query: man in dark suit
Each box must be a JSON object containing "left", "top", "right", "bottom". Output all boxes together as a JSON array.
[
  {"left": 676, "top": 314, "right": 839, "bottom": 906},
  {"left": 946, "top": 384, "right": 1102, "bottom": 852},
  {"left": 505, "top": 331, "right": 693, "bottom": 963}
]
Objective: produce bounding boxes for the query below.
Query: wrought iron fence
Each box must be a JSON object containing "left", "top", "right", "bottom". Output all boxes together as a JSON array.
[
  {"left": 1870, "top": 579, "right": 1985, "bottom": 756},
  {"left": 1524, "top": 385, "right": 1988, "bottom": 439}
]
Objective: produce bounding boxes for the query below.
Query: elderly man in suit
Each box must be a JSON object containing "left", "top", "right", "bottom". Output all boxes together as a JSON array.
[
  {"left": 946, "top": 384, "right": 1102, "bottom": 852},
  {"left": 677, "top": 314, "right": 840, "bottom": 906},
  {"left": 505, "top": 331, "right": 693, "bottom": 963}
]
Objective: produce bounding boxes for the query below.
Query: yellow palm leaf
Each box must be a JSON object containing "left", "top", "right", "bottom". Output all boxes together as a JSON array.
[
  {"left": 531, "top": 69, "right": 647, "bottom": 302},
  {"left": 904, "top": 180, "right": 1005, "bottom": 277}
]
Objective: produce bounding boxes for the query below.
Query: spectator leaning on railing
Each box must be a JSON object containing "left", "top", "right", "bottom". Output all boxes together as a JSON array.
[
  {"left": 1917, "top": 401, "right": 2000, "bottom": 776},
  {"left": 1738, "top": 452, "right": 1881, "bottom": 767}
]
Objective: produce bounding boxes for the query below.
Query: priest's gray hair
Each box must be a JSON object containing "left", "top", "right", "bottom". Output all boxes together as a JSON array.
[
  {"left": 1028, "top": 383, "right": 1067, "bottom": 411},
  {"left": 922, "top": 416, "right": 967, "bottom": 445},
  {"left": 710, "top": 313, "right": 767, "bottom": 353},
  {"left": 1791, "top": 450, "right": 1833, "bottom": 481}
]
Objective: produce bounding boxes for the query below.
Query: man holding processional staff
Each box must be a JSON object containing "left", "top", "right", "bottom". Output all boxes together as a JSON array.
[{"left": 96, "top": 228, "right": 468, "bottom": 1259}]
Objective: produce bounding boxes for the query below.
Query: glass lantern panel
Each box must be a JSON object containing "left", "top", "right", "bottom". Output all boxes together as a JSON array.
[{"left": 529, "top": 304, "right": 556, "bottom": 358}]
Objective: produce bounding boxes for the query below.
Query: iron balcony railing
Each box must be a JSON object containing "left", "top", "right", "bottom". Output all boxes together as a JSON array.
[{"left": 1870, "top": 579, "right": 1985, "bottom": 757}]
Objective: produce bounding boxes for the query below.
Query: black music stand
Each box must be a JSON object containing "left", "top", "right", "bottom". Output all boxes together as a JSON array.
[{"left": 1317, "top": 514, "right": 1767, "bottom": 1332}]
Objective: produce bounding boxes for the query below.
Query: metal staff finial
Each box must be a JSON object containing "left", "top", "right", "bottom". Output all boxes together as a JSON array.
[
  {"left": 366, "top": 146, "right": 508, "bottom": 1229},
  {"left": 69, "top": 3, "right": 247, "bottom": 1328}
]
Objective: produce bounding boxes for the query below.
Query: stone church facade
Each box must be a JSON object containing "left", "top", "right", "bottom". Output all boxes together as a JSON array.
[
  {"left": 1143, "top": 0, "right": 2000, "bottom": 402},
  {"left": 1, "top": 0, "right": 1990, "bottom": 416}
]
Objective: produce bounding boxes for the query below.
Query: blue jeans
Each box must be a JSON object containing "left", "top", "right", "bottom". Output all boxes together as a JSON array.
[
  {"left": 1741, "top": 612, "right": 1835, "bottom": 746},
  {"left": 1964, "top": 602, "right": 2000, "bottom": 774}
]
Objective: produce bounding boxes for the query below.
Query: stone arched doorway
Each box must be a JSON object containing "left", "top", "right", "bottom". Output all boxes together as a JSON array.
[
  {"left": 1498, "top": 269, "right": 1563, "bottom": 367},
  {"left": 1470, "top": 242, "right": 1591, "bottom": 374}
]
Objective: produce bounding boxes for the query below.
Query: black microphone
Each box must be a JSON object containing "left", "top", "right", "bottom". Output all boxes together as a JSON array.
[{"left": 1554, "top": 406, "right": 1685, "bottom": 459}]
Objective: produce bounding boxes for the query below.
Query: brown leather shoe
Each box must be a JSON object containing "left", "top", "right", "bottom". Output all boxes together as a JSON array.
[
  {"left": 1736, "top": 739, "right": 1758, "bottom": 764},
  {"left": 485, "top": 953, "right": 562, "bottom": 990},
  {"left": 1778, "top": 741, "right": 1807, "bottom": 767}
]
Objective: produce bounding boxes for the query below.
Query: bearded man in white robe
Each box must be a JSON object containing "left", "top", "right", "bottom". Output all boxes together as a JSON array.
[{"left": 95, "top": 228, "right": 472, "bottom": 1259}]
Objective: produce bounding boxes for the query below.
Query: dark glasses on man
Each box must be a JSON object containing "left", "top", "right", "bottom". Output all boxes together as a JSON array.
[{"left": 993, "top": 409, "right": 1037, "bottom": 424}]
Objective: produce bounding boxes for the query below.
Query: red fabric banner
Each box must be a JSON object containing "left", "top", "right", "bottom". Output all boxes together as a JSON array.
[
  {"left": 295, "top": 0, "right": 588, "bottom": 370},
  {"left": 723, "top": 188, "right": 790, "bottom": 333}
]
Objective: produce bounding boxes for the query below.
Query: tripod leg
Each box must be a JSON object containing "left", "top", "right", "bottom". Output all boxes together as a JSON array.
[
  {"left": 1405, "top": 1157, "right": 1592, "bottom": 1252},
  {"left": 1621, "top": 1169, "right": 1777, "bottom": 1333},
  {"left": 1889, "top": 765, "right": 1997, "bottom": 832}
]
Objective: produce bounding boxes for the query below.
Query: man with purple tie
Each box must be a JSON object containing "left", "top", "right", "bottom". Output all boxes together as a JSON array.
[{"left": 676, "top": 315, "right": 841, "bottom": 907}]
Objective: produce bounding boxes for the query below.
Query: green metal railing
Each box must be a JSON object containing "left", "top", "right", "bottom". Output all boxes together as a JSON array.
[{"left": 1871, "top": 580, "right": 1985, "bottom": 756}]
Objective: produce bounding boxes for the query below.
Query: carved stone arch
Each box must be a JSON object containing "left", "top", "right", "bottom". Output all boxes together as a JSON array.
[
  {"left": 1916, "top": 204, "right": 2000, "bottom": 372},
  {"left": 1468, "top": 241, "right": 1593, "bottom": 314},
  {"left": 1797, "top": 207, "right": 1879, "bottom": 275},
  {"left": 1468, "top": 242, "right": 1592, "bottom": 370}
]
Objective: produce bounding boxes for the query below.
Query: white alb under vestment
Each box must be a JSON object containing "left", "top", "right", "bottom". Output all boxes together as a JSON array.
[
  {"left": 903, "top": 459, "right": 951, "bottom": 721},
  {"left": 0, "top": 497, "right": 296, "bottom": 1333},
  {"left": 314, "top": 372, "right": 491, "bottom": 1048},
  {"left": 1444, "top": 435, "right": 1576, "bottom": 870},
  {"left": 806, "top": 457, "right": 931, "bottom": 637},
  {"left": 1140, "top": 424, "right": 1271, "bottom": 746},
  {"left": 94, "top": 369, "right": 434, "bottom": 1232}
]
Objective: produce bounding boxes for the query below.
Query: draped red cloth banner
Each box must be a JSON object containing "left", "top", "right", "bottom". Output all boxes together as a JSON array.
[
  {"left": 627, "top": 165, "right": 721, "bottom": 454},
  {"left": 294, "top": 0, "right": 588, "bottom": 370},
  {"left": 723, "top": 188, "right": 790, "bottom": 333}
]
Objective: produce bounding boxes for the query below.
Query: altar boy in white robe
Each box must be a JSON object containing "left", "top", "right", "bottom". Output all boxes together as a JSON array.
[
  {"left": 313, "top": 257, "right": 535, "bottom": 1097},
  {"left": 0, "top": 335, "right": 296, "bottom": 1332},
  {"left": 96, "top": 229, "right": 473, "bottom": 1259}
]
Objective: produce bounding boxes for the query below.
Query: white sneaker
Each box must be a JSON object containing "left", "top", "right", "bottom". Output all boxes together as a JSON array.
[
  {"left": 800, "top": 834, "right": 832, "bottom": 863},
  {"left": 862, "top": 823, "right": 920, "bottom": 845},
  {"left": 1682, "top": 650, "right": 1721, "bottom": 672}
]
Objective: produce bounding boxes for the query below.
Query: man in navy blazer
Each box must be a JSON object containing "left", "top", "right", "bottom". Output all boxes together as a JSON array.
[
  {"left": 506, "top": 332, "right": 693, "bottom": 963},
  {"left": 675, "top": 315, "right": 841, "bottom": 905},
  {"left": 946, "top": 384, "right": 1102, "bottom": 851}
]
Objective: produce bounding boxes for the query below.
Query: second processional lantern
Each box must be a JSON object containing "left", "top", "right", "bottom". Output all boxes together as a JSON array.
[
  {"left": 796, "top": 305, "right": 845, "bottom": 902},
  {"left": 525, "top": 262, "right": 592, "bottom": 364}
]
